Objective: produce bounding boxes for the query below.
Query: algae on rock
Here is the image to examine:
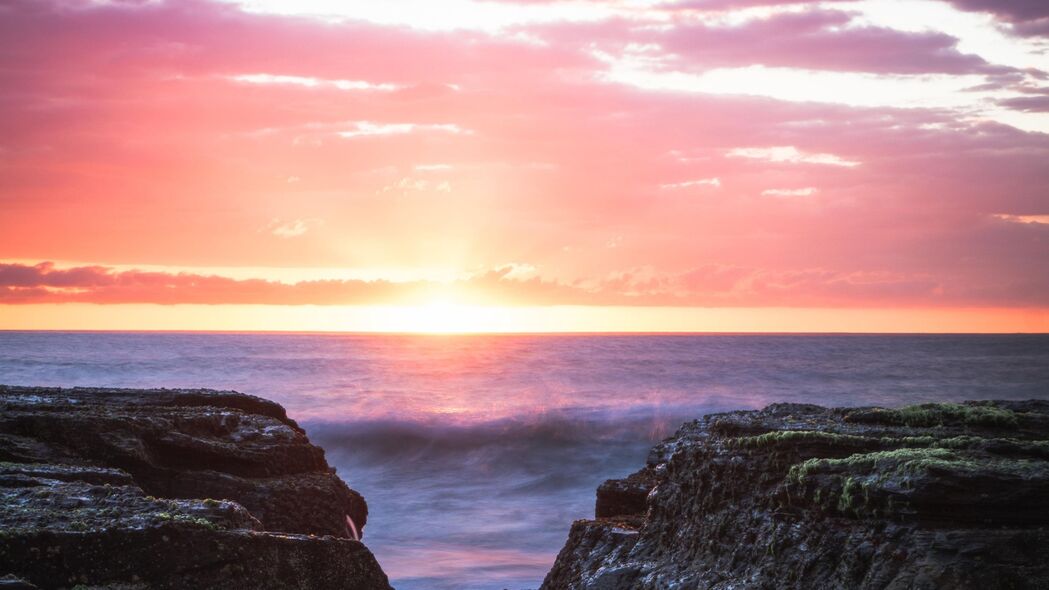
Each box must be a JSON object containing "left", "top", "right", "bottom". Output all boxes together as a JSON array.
[{"left": 541, "top": 399, "right": 1049, "bottom": 590}]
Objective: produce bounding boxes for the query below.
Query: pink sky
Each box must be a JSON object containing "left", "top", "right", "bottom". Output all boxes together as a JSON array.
[{"left": 1, "top": 0, "right": 1048, "bottom": 331}]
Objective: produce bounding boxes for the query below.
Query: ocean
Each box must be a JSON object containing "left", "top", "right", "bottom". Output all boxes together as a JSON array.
[{"left": 1, "top": 331, "right": 1047, "bottom": 589}]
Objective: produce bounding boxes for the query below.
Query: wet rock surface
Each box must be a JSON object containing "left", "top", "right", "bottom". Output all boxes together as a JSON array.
[
  {"left": 541, "top": 400, "right": 1049, "bottom": 590},
  {"left": 0, "top": 385, "right": 391, "bottom": 590}
]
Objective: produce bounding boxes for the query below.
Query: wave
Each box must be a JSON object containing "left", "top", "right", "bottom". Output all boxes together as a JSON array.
[
  {"left": 301, "top": 405, "right": 709, "bottom": 510},
  {"left": 306, "top": 403, "right": 699, "bottom": 461}
]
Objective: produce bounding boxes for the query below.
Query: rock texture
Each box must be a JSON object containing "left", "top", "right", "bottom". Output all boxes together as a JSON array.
[
  {"left": 0, "top": 385, "right": 391, "bottom": 590},
  {"left": 541, "top": 400, "right": 1049, "bottom": 590}
]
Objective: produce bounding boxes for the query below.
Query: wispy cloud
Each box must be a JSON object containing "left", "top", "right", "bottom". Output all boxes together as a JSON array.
[
  {"left": 659, "top": 178, "right": 721, "bottom": 189},
  {"left": 263, "top": 218, "right": 322, "bottom": 238},
  {"left": 230, "top": 73, "right": 400, "bottom": 91},
  {"left": 337, "top": 121, "right": 472, "bottom": 139},
  {"left": 762, "top": 187, "right": 819, "bottom": 196},
  {"left": 727, "top": 146, "right": 859, "bottom": 167},
  {"left": 992, "top": 213, "right": 1049, "bottom": 224},
  {"left": 5, "top": 260, "right": 1045, "bottom": 307},
  {"left": 378, "top": 177, "right": 453, "bottom": 194}
]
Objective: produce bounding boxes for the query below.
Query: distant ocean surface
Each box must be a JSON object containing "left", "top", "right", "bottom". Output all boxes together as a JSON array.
[{"left": 2, "top": 331, "right": 1048, "bottom": 589}]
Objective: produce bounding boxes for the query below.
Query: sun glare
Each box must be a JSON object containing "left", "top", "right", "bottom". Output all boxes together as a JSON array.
[{"left": 392, "top": 300, "right": 504, "bottom": 334}]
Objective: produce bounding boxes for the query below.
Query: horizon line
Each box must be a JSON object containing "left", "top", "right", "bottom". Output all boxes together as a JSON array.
[{"left": 1, "top": 329, "right": 1045, "bottom": 337}]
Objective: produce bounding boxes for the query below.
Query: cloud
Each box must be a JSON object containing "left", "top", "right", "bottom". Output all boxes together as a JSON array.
[
  {"left": 992, "top": 213, "right": 1049, "bottom": 225},
  {"left": 336, "top": 121, "right": 472, "bottom": 139},
  {"left": 494, "top": 262, "right": 538, "bottom": 280},
  {"left": 656, "top": 9, "right": 1008, "bottom": 76},
  {"left": 946, "top": 0, "right": 1049, "bottom": 24},
  {"left": 998, "top": 94, "right": 1049, "bottom": 113},
  {"left": 217, "top": 0, "right": 630, "bottom": 32},
  {"left": 377, "top": 177, "right": 453, "bottom": 194},
  {"left": 762, "top": 187, "right": 818, "bottom": 197},
  {"left": 726, "top": 146, "right": 859, "bottom": 167},
  {"left": 229, "top": 73, "right": 401, "bottom": 92},
  {"left": 2, "top": 260, "right": 1047, "bottom": 308},
  {"left": 264, "top": 218, "right": 321, "bottom": 238},
  {"left": 659, "top": 178, "right": 721, "bottom": 189}
]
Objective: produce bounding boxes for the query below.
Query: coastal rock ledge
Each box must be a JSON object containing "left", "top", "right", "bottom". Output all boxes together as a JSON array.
[
  {"left": 541, "top": 400, "right": 1049, "bottom": 590},
  {"left": 0, "top": 385, "right": 392, "bottom": 590}
]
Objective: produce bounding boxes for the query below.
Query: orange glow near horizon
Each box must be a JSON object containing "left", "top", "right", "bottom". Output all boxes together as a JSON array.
[{"left": 1, "top": 304, "right": 1046, "bottom": 334}]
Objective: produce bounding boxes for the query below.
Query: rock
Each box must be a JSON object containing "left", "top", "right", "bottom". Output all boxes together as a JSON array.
[
  {"left": 0, "top": 385, "right": 391, "bottom": 590},
  {"left": 595, "top": 469, "right": 658, "bottom": 519},
  {"left": 541, "top": 401, "right": 1049, "bottom": 589},
  {"left": 0, "top": 575, "right": 38, "bottom": 589}
]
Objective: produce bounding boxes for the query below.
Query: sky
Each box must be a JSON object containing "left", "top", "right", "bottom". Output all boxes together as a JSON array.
[{"left": 1, "top": 0, "right": 1048, "bottom": 332}]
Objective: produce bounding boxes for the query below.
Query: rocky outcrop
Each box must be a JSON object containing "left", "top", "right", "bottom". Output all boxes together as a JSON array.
[
  {"left": 0, "top": 386, "right": 391, "bottom": 590},
  {"left": 541, "top": 400, "right": 1049, "bottom": 590}
]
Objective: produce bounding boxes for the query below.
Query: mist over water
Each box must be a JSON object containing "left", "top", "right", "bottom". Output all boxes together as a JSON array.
[{"left": 2, "top": 332, "right": 1048, "bottom": 589}]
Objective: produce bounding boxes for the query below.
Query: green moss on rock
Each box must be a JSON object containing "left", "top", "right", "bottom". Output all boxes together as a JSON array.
[
  {"left": 853, "top": 402, "right": 1018, "bottom": 429},
  {"left": 730, "top": 430, "right": 876, "bottom": 449}
]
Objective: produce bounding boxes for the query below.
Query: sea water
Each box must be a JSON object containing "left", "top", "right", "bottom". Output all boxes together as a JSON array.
[{"left": 1, "top": 331, "right": 1047, "bottom": 589}]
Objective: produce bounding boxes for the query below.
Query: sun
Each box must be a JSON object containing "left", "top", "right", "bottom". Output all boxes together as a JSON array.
[{"left": 392, "top": 299, "right": 503, "bottom": 334}]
